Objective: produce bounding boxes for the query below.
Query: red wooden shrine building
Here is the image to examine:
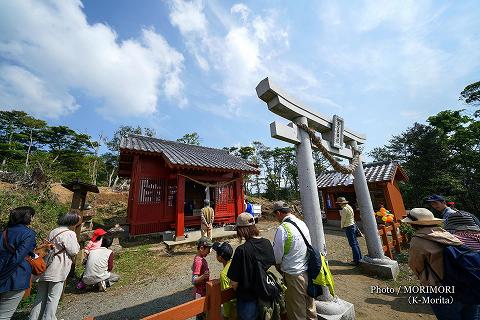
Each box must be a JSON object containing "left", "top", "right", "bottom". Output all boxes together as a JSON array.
[
  {"left": 317, "top": 161, "right": 409, "bottom": 224},
  {"left": 119, "top": 135, "right": 259, "bottom": 240}
]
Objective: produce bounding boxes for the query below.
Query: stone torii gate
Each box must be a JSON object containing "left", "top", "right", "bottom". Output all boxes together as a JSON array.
[{"left": 256, "top": 77, "right": 399, "bottom": 281}]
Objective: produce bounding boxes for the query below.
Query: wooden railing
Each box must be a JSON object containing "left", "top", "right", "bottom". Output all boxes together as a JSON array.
[
  {"left": 378, "top": 222, "right": 407, "bottom": 259},
  {"left": 84, "top": 279, "right": 235, "bottom": 320}
]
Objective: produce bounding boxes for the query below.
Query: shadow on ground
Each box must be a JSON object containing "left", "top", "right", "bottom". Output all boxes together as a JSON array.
[
  {"left": 91, "top": 288, "right": 192, "bottom": 320},
  {"left": 365, "top": 296, "right": 434, "bottom": 315}
]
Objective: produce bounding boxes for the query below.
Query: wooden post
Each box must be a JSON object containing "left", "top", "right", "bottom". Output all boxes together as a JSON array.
[
  {"left": 130, "top": 155, "right": 140, "bottom": 235},
  {"left": 206, "top": 280, "right": 222, "bottom": 320},
  {"left": 175, "top": 174, "right": 185, "bottom": 241},
  {"left": 380, "top": 225, "right": 393, "bottom": 259},
  {"left": 234, "top": 175, "right": 244, "bottom": 218},
  {"left": 391, "top": 222, "right": 402, "bottom": 254}
]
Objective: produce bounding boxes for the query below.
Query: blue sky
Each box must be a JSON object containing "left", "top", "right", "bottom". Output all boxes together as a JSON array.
[{"left": 0, "top": 0, "right": 479, "bottom": 156}]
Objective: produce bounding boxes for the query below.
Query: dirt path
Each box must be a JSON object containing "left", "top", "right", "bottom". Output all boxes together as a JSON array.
[{"left": 54, "top": 220, "right": 435, "bottom": 320}]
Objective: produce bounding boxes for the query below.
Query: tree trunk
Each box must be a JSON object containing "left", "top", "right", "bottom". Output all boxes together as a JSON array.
[
  {"left": 112, "top": 175, "right": 119, "bottom": 189},
  {"left": 24, "top": 128, "right": 33, "bottom": 176},
  {"left": 108, "top": 169, "right": 116, "bottom": 187}
]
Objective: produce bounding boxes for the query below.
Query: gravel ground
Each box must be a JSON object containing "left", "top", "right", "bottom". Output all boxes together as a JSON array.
[{"left": 29, "top": 220, "right": 436, "bottom": 320}]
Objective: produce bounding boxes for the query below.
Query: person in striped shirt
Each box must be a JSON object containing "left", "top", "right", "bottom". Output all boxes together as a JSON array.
[{"left": 426, "top": 195, "right": 480, "bottom": 251}]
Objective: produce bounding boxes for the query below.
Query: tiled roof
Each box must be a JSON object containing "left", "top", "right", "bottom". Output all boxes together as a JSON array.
[
  {"left": 317, "top": 161, "right": 407, "bottom": 188},
  {"left": 120, "top": 134, "right": 259, "bottom": 173}
]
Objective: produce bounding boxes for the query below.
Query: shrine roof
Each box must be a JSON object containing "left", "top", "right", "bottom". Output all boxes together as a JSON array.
[
  {"left": 317, "top": 161, "right": 408, "bottom": 189},
  {"left": 120, "top": 134, "right": 259, "bottom": 174}
]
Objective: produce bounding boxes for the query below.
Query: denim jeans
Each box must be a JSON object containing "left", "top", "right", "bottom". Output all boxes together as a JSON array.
[
  {"left": 344, "top": 225, "right": 362, "bottom": 263},
  {"left": 0, "top": 290, "right": 25, "bottom": 320},
  {"left": 430, "top": 301, "right": 480, "bottom": 320},
  {"left": 237, "top": 298, "right": 258, "bottom": 320}
]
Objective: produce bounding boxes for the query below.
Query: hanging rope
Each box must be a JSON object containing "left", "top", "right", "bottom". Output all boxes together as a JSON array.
[
  {"left": 178, "top": 174, "right": 239, "bottom": 188},
  {"left": 297, "top": 123, "right": 361, "bottom": 174}
]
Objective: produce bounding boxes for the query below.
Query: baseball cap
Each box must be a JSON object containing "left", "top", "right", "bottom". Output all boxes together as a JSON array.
[
  {"left": 196, "top": 236, "right": 213, "bottom": 248},
  {"left": 91, "top": 228, "right": 107, "bottom": 242},
  {"left": 425, "top": 195, "right": 446, "bottom": 202},
  {"left": 237, "top": 212, "right": 255, "bottom": 227},
  {"left": 272, "top": 201, "right": 290, "bottom": 212},
  {"left": 212, "top": 242, "right": 233, "bottom": 260}
]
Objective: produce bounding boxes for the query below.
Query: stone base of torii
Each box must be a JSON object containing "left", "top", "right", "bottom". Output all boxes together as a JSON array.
[{"left": 256, "top": 78, "right": 399, "bottom": 320}]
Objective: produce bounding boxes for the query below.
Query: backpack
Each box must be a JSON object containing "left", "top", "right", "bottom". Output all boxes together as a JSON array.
[
  {"left": 441, "top": 245, "right": 480, "bottom": 304},
  {"left": 284, "top": 219, "right": 334, "bottom": 298},
  {"left": 245, "top": 241, "right": 281, "bottom": 300},
  {"left": 43, "top": 230, "right": 70, "bottom": 268}
]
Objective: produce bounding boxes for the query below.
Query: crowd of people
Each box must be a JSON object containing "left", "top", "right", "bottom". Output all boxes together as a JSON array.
[
  {"left": 2, "top": 193, "right": 479, "bottom": 320},
  {"left": 193, "top": 195, "right": 480, "bottom": 320},
  {"left": 403, "top": 195, "right": 480, "bottom": 320},
  {"left": 192, "top": 201, "right": 317, "bottom": 320},
  {"left": 0, "top": 207, "right": 118, "bottom": 320}
]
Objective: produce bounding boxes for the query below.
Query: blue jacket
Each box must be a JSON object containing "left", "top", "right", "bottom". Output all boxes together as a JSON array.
[
  {"left": 0, "top": 224, "right": 36, "bottom": 293},
  {"left": 246, "top": 203, "right": 254, "bottom": 216}
]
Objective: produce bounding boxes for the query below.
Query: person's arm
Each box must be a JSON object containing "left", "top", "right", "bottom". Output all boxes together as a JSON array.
[
  {"left": 200, "top": 209, "right": 207, "bottom": 225},
  {"left": 470, "top": 213, "right": 480, "bottom": 228},
  {"left": 107, "top": 252, "right": 114, "bottom": 272},
  {"left": 227, "top": 249, "right": 243, "bottom": 290},
  {"left": 192, "top": 271, "right": 210, "bottom": 285},
  {"left": 12, "top": 231, "right": 36, "bottom": 265},
  {"left": 339, "top": 208, "right": 345, "bottom": 228},
  {"left": 64, "top": 231, "right": 81, "bottom": 257},
  {"left": 407, "top": 239, "right": 428, "bottom": 281},
  {"left": 191, "top": 257, "right": 209, "bottom": 285},
  {"left": 272, "top": 227, "right": 285, "bottom": 266},
  {"left": 210, "top": 209, "right": 215, "bottom": 227}
]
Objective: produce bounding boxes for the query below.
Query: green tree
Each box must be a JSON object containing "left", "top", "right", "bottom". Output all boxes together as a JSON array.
[
  {"left": 177, "top": 132, "right": 201, "bottom": 146},
  {"left": 0, "top": 111, "right": 47, "bottom": 172},
  {"left": 460, "top": 81, "right": 480, "bottom": 116},
  {"left": 106, "top": 126, "right": 155, "bottom": 187},
  {"left": 369, "top": 109, "right": 479, "bottom": 214}
]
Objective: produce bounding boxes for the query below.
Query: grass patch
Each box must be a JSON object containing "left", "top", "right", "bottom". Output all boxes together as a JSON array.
[
  {"left": 114, "top": 244, "right": 168, "bottom": 286},
  {"left": 0, "top": 188, "right": 68, "bottom": 239}
]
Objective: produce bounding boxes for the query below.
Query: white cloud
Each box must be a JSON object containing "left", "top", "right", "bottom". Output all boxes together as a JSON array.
[
  {"left": 169, "top": 0, "right": 207, "bottom": 35},
  {"left": 316, "top": 1, "right": 480, "bottom": 96},
  {"left": 168, "top": 1, "right": 309, "bottom": 117},
  {"left": 0, "top": 0, "right": 186, "bottom": 118},
  {"left": 0, "top": 65, "right": 78, "bottom": 118},
  {"left": 231, "top": 3, "right": 250, "bottom": 23}
]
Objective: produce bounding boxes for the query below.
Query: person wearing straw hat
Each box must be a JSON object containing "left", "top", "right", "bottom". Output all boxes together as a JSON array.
[
  {"left": 336, "top": 197, "right": 362, "bottom": 266},
  {"left": 401, "top": 208, "right": 480, "bottom": 319}
]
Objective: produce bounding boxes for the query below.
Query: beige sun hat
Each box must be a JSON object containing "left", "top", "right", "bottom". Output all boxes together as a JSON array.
[
  {"left": 336, "top": 197, "right": 349, "bottom": 204},
  {"left": 236, "top": 212, "right": 255, "bottom": 227},
  {"left": 401, "top": 208, "right": 444, "bottom": 225}
]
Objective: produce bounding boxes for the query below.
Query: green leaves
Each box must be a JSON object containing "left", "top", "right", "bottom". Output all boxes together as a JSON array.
[
  {"left": 176, "top": 132, "right": 201, "bottom": 145},
  {"left": 368, "top": 108, "right": 480, "bottom": 213}
]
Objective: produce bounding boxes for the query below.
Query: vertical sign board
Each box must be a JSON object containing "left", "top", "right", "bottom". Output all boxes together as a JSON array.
[{"left": 331, "top": 115, "right": 344, "bottom": 150}]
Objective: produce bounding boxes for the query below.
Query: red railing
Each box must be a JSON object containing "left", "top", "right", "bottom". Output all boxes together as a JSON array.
[
  {"left": 378, "top": 222, "right": 407, "bottom": 259},
  {"left": 84, "top": 279, "right": 235, "bottom": 320}
]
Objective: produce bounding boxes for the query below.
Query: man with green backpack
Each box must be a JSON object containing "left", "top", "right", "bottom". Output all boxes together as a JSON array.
[{"left": 272, "top": 201, "right": 317, "bottom": 320}]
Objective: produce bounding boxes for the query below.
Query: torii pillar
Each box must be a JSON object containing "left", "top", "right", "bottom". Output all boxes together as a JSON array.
[{"left": 256, "top": 77, "right": 399, "bottom": 319}]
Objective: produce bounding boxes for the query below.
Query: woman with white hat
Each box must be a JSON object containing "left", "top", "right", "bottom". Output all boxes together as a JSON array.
[{"left": 402, "top": 208, "right": 479, "bottom": 320}]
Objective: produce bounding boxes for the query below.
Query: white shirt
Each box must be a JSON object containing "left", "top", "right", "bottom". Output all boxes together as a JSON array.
[
  {"left": 272, "top": 214, "right": 311, "bottom": 275},
  {"left": 38, "top": 226, "right": 80, "bottom": 282},
  {"left": 83, "top": 247, "right": 113, "bottom": 285}
]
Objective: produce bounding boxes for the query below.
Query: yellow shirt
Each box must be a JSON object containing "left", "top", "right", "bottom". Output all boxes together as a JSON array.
[
  {"left": 220, "top": 260, "right": 236, "bottom": 318},
  {"left": 340, "top": 204, "right": 355, "bottom": 228}
]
